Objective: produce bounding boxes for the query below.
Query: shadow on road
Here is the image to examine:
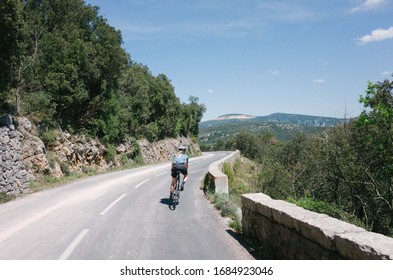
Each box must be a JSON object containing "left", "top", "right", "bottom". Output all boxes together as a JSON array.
[
  {"left": 226, "top": 229, "right": 270, "bottom": 260},
  {"left": 159, "top": 198, "right": 179, "bottom": 210}
]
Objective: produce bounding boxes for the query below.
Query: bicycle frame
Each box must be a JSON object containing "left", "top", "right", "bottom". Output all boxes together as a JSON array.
[{"left": 172, "top": 170, "right": 181, "bottom": 207}]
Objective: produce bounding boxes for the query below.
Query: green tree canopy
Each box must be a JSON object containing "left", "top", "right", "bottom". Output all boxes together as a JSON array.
[{"left": 0, "top": 0, "right": 206, "bottom": 142}]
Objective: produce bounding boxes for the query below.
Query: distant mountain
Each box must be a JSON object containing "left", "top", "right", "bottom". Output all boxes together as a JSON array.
[
  {"left": 198, "top": 113, "right": 347, "bottom": 145},
  {"left": 201, "top": 113, "right": 345, "bottom": 128},
  {"left": 212, "top": 114, "right": 256, "bottom": 120}
]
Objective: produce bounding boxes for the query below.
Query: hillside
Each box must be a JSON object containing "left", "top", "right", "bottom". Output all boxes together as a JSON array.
[
  {"left": 0, "top": 1, "right": 205, "bottom": 145},
  {"left": 199, "top": 113, "right": 347, "bottom": 145}
]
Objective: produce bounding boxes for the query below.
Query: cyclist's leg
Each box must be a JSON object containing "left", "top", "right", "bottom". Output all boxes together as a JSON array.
[
  {"left": 181, "top": 167, "right": 188, "bottom": 190},
  {"left": 170, "top": 177, "right": 176, "bottom": 192},
  {"left": 170, "top": 167, "right": 177, "bottom": 199}
]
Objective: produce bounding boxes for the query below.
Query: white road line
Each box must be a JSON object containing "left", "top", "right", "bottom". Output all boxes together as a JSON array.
[
  {"left": 155, "top": 171, "right": 168, "bottom": 177},
  {"left": 135, "top": 179, "right": 150, "bottom": 189},
  {"left": 0, "top": 200, "right": 69, "bottom": 242},
  {"left": 99, "top": 193, "right": 127, "bottom": 216},
  {"left": 58, "top": 229, "right": 90, "bottom": 260}
]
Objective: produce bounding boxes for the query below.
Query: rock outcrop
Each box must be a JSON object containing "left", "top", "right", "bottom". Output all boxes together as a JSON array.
[
  {"left": 138, "top": 136, "right": 201, "bottom": 164},
  {"left": 0, "top": 115, "right": 201, "bottom": 197}
]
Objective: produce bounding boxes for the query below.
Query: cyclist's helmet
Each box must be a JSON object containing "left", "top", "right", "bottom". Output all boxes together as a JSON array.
[{"left": 178, "top": 145, "right": 187, "bottom": 151}]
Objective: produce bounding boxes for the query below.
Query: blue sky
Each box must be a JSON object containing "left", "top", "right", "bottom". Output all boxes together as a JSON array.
[{"left": 84, "top": 0, "right": 393, "bottom": 121}]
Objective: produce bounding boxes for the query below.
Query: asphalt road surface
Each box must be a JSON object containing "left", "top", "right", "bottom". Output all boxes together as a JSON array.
[{"left": 0, "top": 152, "right": 254, "bottom": 260}]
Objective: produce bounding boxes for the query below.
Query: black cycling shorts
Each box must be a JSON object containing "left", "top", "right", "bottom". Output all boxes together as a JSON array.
[{"left": 171, "top": 163, "right": 188, "bottom": 178}]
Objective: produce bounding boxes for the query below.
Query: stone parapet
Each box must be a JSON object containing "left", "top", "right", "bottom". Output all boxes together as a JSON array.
[
  {"left": 207, "top": 150, "right": 240, "bottom": 194},
  {"left": 241, "top": 193, "right": 393, "bottom": 259}
]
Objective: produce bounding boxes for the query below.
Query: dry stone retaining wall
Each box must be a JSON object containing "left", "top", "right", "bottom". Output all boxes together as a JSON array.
[
  {"left": 241, "top": 193, "right": 393, "bottom": 259},
  {"left": 0, "top": 115, "right": 31, "bottom": 195}
]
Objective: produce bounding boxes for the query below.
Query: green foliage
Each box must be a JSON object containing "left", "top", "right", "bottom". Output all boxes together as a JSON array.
[
  {"left": 210, "top": 193, "right": 241, "bottom": 231},
  {"left": 40, "top": 130, "right": 58, "bottom": 147},
  {"left": 0, "top": 0, "right": 205, "bottom": 143},
  {"left": 0, "top": 192, "right": 17, "bottom": 204},
  {"left": 220, "top": 79, "right": 393, "bottom": 235},
  {"left": 198, "top": 114, "right": 339, "bottom": 150},
  {"left": 257, "top": 160, "right": 293, "bottom": 199},
  {"left": 288, "top": 196, "right": 364, "bottom": 228},
  {"left": 0, "top": 0, "right": 25, "bottom": 94},
  {"left": 223, "top": 162, "right": 234, "bottom": 187},
  {"left": 226, "top": 132, "right": 259, "bottom": 159},
  {"left": 104, "top": 144, "right": 116, "bottom": 162},
  {"left": 60, "top": 162, "right": 71, "bottom": 176}
]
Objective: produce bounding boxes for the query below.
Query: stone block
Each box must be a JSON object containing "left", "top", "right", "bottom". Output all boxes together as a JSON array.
[
  {"left": 297, "top": 216, "right": 366, "bottom": 250},
  {"left": 241, "top": 193, "right": 271, "bottom": 212},
  {"left": 335, "top": 231, "right": 393, "bottom": 260}
]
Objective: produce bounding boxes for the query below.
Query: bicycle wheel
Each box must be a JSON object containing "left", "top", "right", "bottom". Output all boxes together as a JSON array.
[{"left": 173, "top": 172, "right": 181, "bottom": 202}]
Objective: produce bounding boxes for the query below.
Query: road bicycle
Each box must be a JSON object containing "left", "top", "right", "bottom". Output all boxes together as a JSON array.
[{"left": 170, "top": 170, "right": 182, "bottom": 209}]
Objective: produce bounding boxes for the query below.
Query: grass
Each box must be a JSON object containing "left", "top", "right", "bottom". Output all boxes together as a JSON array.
[{"left": 0, "top": 192, "right": 17, "bottom": 204}]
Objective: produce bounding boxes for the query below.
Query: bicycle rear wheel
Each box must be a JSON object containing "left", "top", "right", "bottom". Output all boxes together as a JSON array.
[{"left": 173, "top": 172, "right": 181, "bottom": 203}]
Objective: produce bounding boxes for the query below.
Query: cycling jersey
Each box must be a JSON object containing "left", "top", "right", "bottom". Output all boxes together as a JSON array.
[{"left": 172, "top": 153, "right": 188, "bottom": 165}]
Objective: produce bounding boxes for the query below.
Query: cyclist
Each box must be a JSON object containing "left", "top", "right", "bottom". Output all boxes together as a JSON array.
[{"left": 169, "top": 145, "right": 189, "bottom": 200}]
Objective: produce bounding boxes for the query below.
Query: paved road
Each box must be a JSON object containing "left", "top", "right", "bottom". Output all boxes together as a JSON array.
[{"left": 0, "top": 152, "right": 254, "bottom": 260}]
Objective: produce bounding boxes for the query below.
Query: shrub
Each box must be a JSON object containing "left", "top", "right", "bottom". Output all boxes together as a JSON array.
[
  {"left": 60, "top": 162, "right": 71, "bottom": 176},
  {"left": 40, "top": 130, "right": 58, "bottom": 147},
  {"left": 104, "top": 144, "right": 116, "bottom": 162},
  {"left": 223, "top": 162, "right": 234, "bottom": 186},
  {"left": 0, "top": 192, "right": 16, "bottom": 204}
]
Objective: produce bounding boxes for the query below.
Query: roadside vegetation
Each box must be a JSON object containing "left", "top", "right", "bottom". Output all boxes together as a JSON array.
[
  {"left": 1, "top": 0, "right": 205, "bottom": 144},
  {"left": 204, "top": 79, "right": 393, "bottom": 237}
]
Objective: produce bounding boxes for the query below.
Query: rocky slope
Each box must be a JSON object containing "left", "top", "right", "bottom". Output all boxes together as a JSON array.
[{"left": 0, "top": 114, "right": 201, "bottom": 197}]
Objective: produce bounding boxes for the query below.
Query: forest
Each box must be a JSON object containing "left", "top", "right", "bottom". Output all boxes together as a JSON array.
[
  {"left": 0, "top": 0, "right": 206, "bottom": 144},
  {"left": 220, "top": 80, "right": 393, "bottom": 236}
]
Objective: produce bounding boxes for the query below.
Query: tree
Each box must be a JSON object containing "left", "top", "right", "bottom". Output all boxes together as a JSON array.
[
  {"left": 22, "top": 0, "right": 128, "bottom": 131},
  {"left": 1, "top": 0, "right": 206, "bottom": 147},
  {"left": 226, "top": 132, "right": 258, "bottom": 159},
  {"left": 181, "top": 96, "right": 206, "bottom": 137},
  {"left": 0, "top": 0, "right": 22, "bottom": 92},
  {"left": 0, "top": 0, "right": 30, "bottom": 114},
  {"left": 354, "top": 79, "right": 393, "bottom": 232}
]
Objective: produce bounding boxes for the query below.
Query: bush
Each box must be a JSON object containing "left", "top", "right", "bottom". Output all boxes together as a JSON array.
[
  {"left": 120, "top": 154, "right": 129, "bottom": 165},
  {"left": 40, "top": 130, "right": 58, "bottom": 147},
  {"left": 0, "top": 192, "right": 16, "bottom": 204},
  {"left": 210, "top": 193, "right": 241, "bottom": 232},
  {"left": 104, "top": 144, "right": 116, "bottom": 162},
  {"left": 223, "top": 162, "right": 234, "bottom": 186},
  {"left": 60, "top": 162, "right": 70, "bottom": 176},
  {"left": 288, "top": 196, "right": 365, "bottom": 228}
]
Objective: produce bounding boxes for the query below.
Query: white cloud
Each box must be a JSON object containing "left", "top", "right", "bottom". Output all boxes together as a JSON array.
[
  {"left": 312, "top": 79, "right": 325, "bottom": 84},
  {"left": 351, "top": 0, "right": 388, "bottom": 13},
  {"left": 382, "top": 71, "right": 392, "bottom": 76},
  {"left": 356, "top": 26, "right": 393, "bottom": 44},
  {"left": 268, "top": 69, "right": 280, "bottom": 75},
  {"left": 207, "top": 89, "right": 214, "bottom": 94}
]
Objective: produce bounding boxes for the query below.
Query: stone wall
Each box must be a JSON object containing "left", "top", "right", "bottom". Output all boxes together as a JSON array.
[
  {"left": 241, "top": 193, "right": 393, "bottom": 260},
  {"left": 206, "top": 150, "right": 240, "bottom": 194},
  {"left": 0, "top": 115, "right": 31, "bottom": 195}
]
